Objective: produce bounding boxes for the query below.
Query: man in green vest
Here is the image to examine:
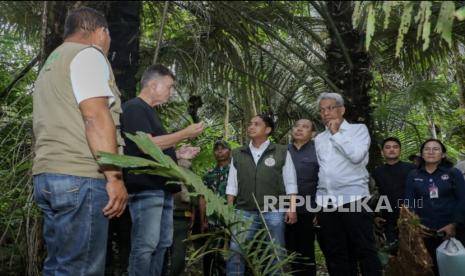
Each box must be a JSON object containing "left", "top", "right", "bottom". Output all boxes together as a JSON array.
[
  {"left": 32, "top": 7, "right": 128, "bottom": 275},
  {"left": 225, "top": 114, "right": 298, "bottom": 275}
]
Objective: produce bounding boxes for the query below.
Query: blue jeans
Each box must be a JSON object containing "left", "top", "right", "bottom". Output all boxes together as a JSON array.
[
  {"left": 128, "top": 190, "right": 173, "bottom": 276},
  {"left": 33, "top": 173, "right": 109, "bottom": 276},
  {"left": 226, "top": 210, "right": 285, "bottom": 276}
]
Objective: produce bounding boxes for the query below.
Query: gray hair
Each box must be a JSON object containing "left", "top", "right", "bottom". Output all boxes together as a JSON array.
[
  {"left": 317, "top": 92, "right": 344, "bottom": 106},
  {"left": 141, "top": 64, "right": 175, "bottom": 89}
]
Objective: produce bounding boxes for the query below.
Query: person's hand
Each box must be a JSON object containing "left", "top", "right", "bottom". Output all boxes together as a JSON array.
[
  {"left": 327, "top": 118, "right": 342, "bottom": 135},
  {"left": 184, "top": 122, "right": 204, "bottom": 139},
  {"left": 176, "top": 144, "right": 201, "bottom": 160},
  {"left": 374, "top": 217, "right": 386, "bottom": 228},
  {"left": 438, "top": 223, "right": 456, "bottom": 240},
  {"left": 103, "top": 175, "right": 128, "bottom": 219},
  {"left": 419, "top": 224, "right": 434, "bottom": 237},
  {"left": 285, "top": 211, "right": 297, "bottom": 224}
]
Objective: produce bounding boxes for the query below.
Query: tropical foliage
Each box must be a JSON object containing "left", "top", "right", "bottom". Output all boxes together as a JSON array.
[
  {"left": 97, "top": 132, "right": 297, "bottom": 275},
  {"left": 0, "top": 1, "right": 464, "bottom": 275}
]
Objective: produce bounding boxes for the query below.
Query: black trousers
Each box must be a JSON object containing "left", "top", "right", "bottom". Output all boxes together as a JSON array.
[
  {"left": 285, "top": 212, "right": 317, "bottom": 276},
  {"left": 424, "top": 226, "right": 465, "bottom": 276},
  {"left": 105, "top": 207, "right": 131, "bottom": 275},
  {"left": 317, "top": 202, "right": 382, "bottom": 276}
]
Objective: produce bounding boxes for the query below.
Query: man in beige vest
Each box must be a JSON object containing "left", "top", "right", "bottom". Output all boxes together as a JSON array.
[{"left": 32, "top": 7, "right": 127, "bottom": 275}]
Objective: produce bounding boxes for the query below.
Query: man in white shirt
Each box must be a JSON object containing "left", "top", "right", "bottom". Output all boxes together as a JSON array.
[
  {"left": 225, "top": 114, "right": 297, "bottom": 275},
  {"left": 315, "top": 93, "right": 381, "bottom": 276}
]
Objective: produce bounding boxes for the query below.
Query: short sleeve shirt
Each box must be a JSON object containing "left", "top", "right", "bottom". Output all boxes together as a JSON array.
[{"left": 121, "top": 97, "right": 177, "bottom": 193}]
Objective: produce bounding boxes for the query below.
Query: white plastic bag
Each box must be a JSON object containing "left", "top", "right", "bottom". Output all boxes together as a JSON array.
[{"left": 436, "top": 238, "right": 465, "bottom": 276}]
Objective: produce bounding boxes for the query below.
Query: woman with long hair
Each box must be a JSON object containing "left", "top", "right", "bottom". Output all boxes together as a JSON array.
[{"left": 405, "top": 138, "right": 465, "bottom": 275}]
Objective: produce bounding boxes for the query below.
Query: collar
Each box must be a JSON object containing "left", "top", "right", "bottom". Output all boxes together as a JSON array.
[
  {"left": 419, "top": 165, "right": 448, "bottom": 175},
  {"left": 385, "top": 160, "right": 401, "bottom": 166},
  {"left": 339, "top": 120, "right": 349, "bottom": 131},
  {"left": 215, "top": 163, "right": 230, "bottom": 170},
  {"left": 249, "top": 139, "right": 270, "bottom": 151},
  {"left": 291, "top": 140, "right": 312, "bottom": 151}
]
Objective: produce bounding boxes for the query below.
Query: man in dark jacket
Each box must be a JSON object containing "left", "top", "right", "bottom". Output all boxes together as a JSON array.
[
  {"left": 372, "top": 137, "right": 415, "bottom": 244},
  {"left": 286, "top": 119, "right": 319, "bottom": 276}
]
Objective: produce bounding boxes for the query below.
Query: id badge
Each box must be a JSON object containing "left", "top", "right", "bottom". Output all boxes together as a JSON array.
[{"left": 429, "top": 186, "right": 439, "bottom": 199}]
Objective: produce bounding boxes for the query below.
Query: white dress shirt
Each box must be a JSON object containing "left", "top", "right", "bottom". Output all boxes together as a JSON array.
[
  {"left": 226, "top": 140, "right": 298, "bottom": 196},
  {"left": 315, "top": 120, "right": 371, "bottom": 207}
]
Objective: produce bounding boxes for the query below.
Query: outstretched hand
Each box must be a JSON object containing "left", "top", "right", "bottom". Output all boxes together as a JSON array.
[
  {"left": 184, "top": 122, "right": 204, "bottom": 139},
  {"left": 176, "top": 144, "right": 201, "bottom": 160}
]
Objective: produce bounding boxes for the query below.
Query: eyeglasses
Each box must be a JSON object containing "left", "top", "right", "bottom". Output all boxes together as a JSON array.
[
  {"left": 319, "top": 105, "right": 341, "bottom": 113},
  {"left": 423, "top": 147, "right": 442, "bottom": 153}
]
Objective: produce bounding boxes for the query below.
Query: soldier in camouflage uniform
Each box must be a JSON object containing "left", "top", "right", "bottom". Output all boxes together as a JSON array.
[{"left": 198, "top": 140, "right": 231, "bottom": 276}]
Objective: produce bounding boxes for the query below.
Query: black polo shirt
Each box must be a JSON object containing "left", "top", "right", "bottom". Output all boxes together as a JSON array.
[
  {"left": 121, "top": 97, "right": 177, "bottom": 193},
  {"left": 288, "top": 141, "right": 319, "bottom": 212}
]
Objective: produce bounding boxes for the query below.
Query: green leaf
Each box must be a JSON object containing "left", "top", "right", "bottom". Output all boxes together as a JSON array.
[
  {"left": 365, "top": 3, "right": 375, "bottom": 51},
  {"left": 435, "top": 1, "right": 455, "bottom": 47},
  {"left": 382, "top": 1, "right": 395, "bottom": 30},
  {"left": 352, "top": 1, "right": 363, "bottom": 28},
  {"left": 414, "top": 1, "right": 432, "bottom": 51},
  {"left": 455, "top": 6, "right": 465, "bottom": 21},
  {"left": 125, "top": 132, "right": 172, "bottom": 167},
  {"left": 97, "top": 152, "right": 163, "bottom": 168},
  {"left": 396, "top": 2, "right": 414, "bottom": 57}
]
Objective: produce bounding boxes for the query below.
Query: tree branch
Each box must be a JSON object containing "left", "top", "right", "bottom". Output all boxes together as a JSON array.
[
  {"left": 153, "top": 1, "right": 170, "bottom": 64},
  {"left": 1, "top": 55, "right": 39, "bottom": 100}
]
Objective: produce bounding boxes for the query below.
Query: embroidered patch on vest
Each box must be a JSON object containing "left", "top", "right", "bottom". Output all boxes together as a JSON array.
[{"left": 264, "top": 156, "right": 276, "bottom": 167}]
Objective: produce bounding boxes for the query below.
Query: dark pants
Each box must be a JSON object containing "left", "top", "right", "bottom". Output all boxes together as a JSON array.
[
  {"left": 318, "top": 202, "right": 382, "bottom": 276},
  {"left": 423, "top": 237, "right": 442, "bottom": 276},
  {"left": 285, "top": 212, "right": 316, "bottom": 276},
  {"left": 165, "top": 215, "right": 190, "bottom": 276},
  {"left": 200, "top": 227, "right": 226, "bottom": 276},
  {"left": 424, "top": 227, "right": 465, "bottom": 276},
  {"left": 383, "top": 219, "right": 398, "bottom": 245},
  {"left": 105, "top": 208, "right": 132, "bottom": 275}
]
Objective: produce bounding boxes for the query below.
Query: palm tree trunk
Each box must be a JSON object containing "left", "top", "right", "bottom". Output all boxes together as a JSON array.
[
  {"left": 39, "top": 1, "right": 71, "bottom": 67},
  {"left": 323, "top": 1, "right": 381, "bottom": 169},
  {"left": 105, "top": 1, "right": 141, "bottom": 102},
  {"left": 224, "top": 81, "right": 231, "bottom": 140}
]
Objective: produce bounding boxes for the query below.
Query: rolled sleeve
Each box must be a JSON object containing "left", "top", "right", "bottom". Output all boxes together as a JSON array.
[{"left": 283, "top": 151, "right": 298, "bottom": 194}]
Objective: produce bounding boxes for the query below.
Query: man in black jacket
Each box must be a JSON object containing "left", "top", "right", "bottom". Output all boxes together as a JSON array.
[{"left": 372, "top": 137, "right": 415, "bottom": 244}]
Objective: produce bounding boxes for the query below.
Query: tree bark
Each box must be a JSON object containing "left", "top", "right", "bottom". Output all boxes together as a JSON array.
[
  {"left": 39, "top": 1, "right": 72, "bottom": 67},
  {"left": 105, "top": 1, "right": 141, "bottom": 102},
  {"left": 324, "top": 1, "right": 381, "bottom": 169}
]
